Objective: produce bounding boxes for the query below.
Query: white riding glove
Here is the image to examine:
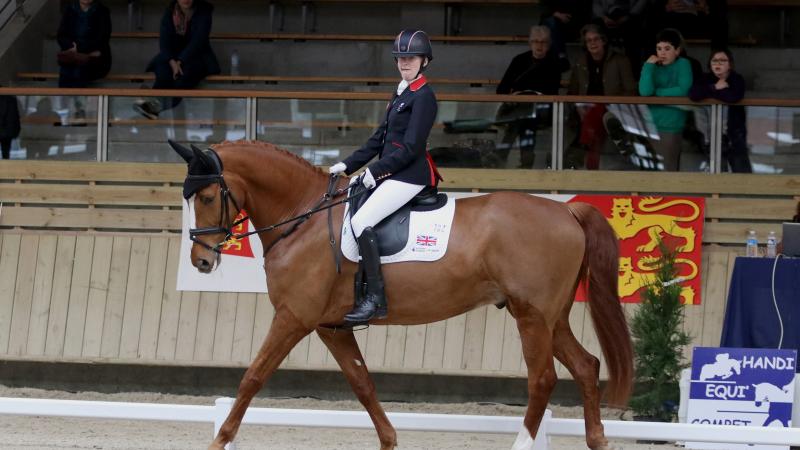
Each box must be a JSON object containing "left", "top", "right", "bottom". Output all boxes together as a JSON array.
[
  {"left": 362, "top": 168, "right": 376, "bottom": 189},
  {"left": 329, "top": 162, "right": 347, "bottom": 175}
]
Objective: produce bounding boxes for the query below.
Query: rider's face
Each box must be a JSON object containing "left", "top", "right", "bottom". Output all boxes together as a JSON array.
[{"left": 397, "top": 56, "right": 425, "bottom": 82}]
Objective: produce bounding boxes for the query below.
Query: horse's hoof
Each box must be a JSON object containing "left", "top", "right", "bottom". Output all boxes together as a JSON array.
[{"left": 207, "top": 443, "right": 225, "bottom": 450}]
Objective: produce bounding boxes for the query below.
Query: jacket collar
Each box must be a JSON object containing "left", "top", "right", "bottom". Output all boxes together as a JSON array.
[{"left": 409, "top": 75, "right": 427, "bottom": 92}]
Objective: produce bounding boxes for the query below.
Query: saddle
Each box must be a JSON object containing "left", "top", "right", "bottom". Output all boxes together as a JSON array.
[{"left": 347, "top": 178, "right": 447, "bottom": 256}]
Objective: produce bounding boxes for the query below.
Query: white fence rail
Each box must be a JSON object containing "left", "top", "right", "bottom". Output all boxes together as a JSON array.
[{"left": 2, "top": 396, "right": 800, "bottom": 449}]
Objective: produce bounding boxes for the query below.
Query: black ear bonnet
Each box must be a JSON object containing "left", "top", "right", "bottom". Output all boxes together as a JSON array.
[{"left": 168, "top": 140, "right": 225, "bottom": 199}]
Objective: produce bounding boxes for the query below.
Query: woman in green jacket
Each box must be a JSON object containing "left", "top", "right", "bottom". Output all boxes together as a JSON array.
[{"left": 639, "top": 28, "right": 693, "bottom": 171}]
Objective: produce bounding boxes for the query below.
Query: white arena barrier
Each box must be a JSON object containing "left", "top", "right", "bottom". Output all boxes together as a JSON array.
[{"left": 1, "top": 395, "right": 800, "bottom": 450}]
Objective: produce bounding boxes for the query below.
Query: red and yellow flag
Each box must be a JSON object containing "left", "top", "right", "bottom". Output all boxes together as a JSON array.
[{"left": 570, "top": 195, "right": 705, "bottom": 304}]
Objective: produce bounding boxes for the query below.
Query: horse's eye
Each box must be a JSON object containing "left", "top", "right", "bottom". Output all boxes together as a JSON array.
[{"left": 200, "top": 195, "right": 214, "bottom": 205}]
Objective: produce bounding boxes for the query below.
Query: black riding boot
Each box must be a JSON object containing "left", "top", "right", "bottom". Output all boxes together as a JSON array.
[{"left": 344, "top": 227, "right": 387, "bottom": 323}]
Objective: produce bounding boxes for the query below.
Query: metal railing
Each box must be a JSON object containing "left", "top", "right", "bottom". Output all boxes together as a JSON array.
[{"left": 1, "top": 86, "right": 799, "bottom": 174}]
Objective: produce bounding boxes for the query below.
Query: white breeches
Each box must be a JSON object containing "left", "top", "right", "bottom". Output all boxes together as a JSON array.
[{"left": 350, "top": 179, "right": 425, "bottom": 237}]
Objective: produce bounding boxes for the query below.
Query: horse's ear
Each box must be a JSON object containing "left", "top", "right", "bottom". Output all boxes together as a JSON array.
[
  {"left": 168, "top": 139, "right": 194, "bottom": 163},
  {"left": 191, "top": 144, "right": 206, "bottom": 166}
]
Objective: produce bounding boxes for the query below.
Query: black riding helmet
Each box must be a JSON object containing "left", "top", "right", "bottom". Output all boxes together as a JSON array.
[{"left": 392, "top": 30, "right": 433, "bottom": 71}]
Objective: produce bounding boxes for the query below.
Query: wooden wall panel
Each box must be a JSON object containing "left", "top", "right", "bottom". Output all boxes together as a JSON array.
[
  {"left": 156, "top": 239, "right": 182, "bottom": 360},
  {"left": 138, "top": 238, "right": 169, "bottom": 360},
  {"left": 82, "top": 236, "right": 113, "bottom": 357},
  {"left": 442, "top": 314, "right": 467, "bottom": 371},
  {"left": 0, "top": 232, "right": 760, "bottom": 382},
  {"left": 99, "top": 237, "right": 133, "bottom": 358},
  {"left": 231, "top": 293, "right": 257, "bottom": 364},
  {"left": 383, "top": 325, "right": 407, "bottom": 369},
  {"left": 212, "top": 292, "right": 238, "bottom": 362},
  {"left": 0, "top": 234, "right": 21, "bottom": 354},
  {"left": 194, "top": 292, "right": 220, "bottom": 361},
  {"left": 62, "top": 236, "right": 94, "bottom": 357},
  {"left": 44, "top": 235, "right": 76, "bottom": 356},
  {"left": 27, "top": 235, "right": 58, "bottom": 356},
  {"left": 8, "top": 235, "right": 39, "bottom": 356},
  {"left": 175, "top": 291, "right": 200, "bottom": 361}
]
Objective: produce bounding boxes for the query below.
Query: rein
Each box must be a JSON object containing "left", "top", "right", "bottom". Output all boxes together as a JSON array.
[{"left": 189, "top": 174, "right": 367, "bottom": 272}]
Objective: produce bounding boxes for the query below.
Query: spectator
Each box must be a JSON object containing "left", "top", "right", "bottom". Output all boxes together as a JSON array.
[
  {"left": 592, "top": 0, "right": 649, "bottom": 75},
  {"left": 540, "top": 0, "right": 589, "bottom": 72},
  {"left": 651, "top": 0, "right": 710, "bottom": 41},
  {"left": 134, "top": 0, "right": 220, "bottom": 119},
  {"left": 0, "top": 90, "right": 21, "bottom": 160},
  {"left": 494, "top": 26, "right": 561, "bottom": 169},
  {"left": 689, "top": 48, "right": 751, "bottom": 173},
  {"left": 567, "top": 24, "right": 636, "bottom": 169},
  {"left": 638, "top": 28, "right": 693, "bottom": 171},
  {"left": 56, "top": 0, "right": 112, "bottom": 88}
]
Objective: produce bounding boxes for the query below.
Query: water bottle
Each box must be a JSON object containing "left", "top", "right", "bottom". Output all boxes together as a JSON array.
[
  {"left": 766, "top": 231, "right": 777, "bottom": 257},
  {"left": 746, "top": 230, "right": 758, "bottom": 257},
  {"left": 230, "top": 50, "right": 240, "bottom": 76}
]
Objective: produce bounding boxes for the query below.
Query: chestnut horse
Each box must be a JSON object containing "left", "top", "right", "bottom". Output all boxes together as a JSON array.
[{"left": 172, "top": 140, "right": 633, "bottom": 450}]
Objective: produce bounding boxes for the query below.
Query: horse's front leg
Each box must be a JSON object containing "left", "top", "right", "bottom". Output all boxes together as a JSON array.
[
  {"left": 209, "top": 307, "right": 311, "bottom": 450},
  {"left": 316, "top": 327, "right": 397, "bottom": 450}
]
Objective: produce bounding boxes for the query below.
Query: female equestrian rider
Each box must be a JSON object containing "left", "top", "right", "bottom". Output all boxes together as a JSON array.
[{"left": 329, "top": 29, "right": 441, "bottom": 323}]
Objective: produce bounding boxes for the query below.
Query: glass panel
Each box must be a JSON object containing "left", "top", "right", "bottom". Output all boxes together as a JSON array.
[
  {"left": 108, "top": 95, "right": 246, "bottom": 162},
  {"left": 255, "top": 97, "right": 553, "bottom": 170},
  {"left": 434, "top": 100, "right": 553, "bottom": 169},
  {"left": 12, "top": 95, "right": 98, "bottom": 161},
  {"left": 256, "top": 98, "right": 385, "bottom": 167},
  {"left": 740, "top": 106, "right": 800, "bottom": 175},
  {"left": 562, "top": 101, "right": 711, "bottom": 172}
]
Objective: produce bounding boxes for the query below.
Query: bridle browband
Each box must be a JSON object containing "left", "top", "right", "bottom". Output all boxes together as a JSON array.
[{"left": 188, "top": 171, "right": 367, "bottom": 272}]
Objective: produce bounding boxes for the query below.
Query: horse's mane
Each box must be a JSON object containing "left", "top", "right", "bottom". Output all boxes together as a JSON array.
[{"left": 211, "top": 140, "right": 326, "bottom": 176}]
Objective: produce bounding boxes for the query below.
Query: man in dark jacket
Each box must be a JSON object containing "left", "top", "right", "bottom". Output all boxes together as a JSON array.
[
  {"left": 134, "top": 0, "right": 220, "bottom": 119},
  {"left": 57, "top": 0, "right": 112, "bottom": 88},
  {"left": 494, "top": 25, "right": 562, "bottom": 169},
  {"left": 0, "top": 91, "right": 21, "bottom": 159}
]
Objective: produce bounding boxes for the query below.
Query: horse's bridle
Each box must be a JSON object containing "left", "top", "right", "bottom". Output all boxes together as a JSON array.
[
  {"left": 188, "top": 171, "right": 368, "bottom": 271},
  {"left": 187, "top": 173, "right": 247, "bottom": 254}
]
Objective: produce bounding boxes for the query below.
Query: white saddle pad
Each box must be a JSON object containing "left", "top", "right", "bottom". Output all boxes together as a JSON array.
[{"left": 341, "top": 195, "right": 456, "bottom": 264}]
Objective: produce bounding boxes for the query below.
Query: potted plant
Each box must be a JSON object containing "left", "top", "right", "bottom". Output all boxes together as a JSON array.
[{"left": 629, "top": 239, "right": 692, "bottom": 424}]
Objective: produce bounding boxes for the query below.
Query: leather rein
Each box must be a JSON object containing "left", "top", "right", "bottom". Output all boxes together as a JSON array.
[{"left": 188, "top": 173, "right": 367, "bottom": 273}]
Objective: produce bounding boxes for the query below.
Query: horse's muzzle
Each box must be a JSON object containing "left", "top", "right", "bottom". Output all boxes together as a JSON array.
[{"left": 195, "top": 257, "right": 214, "bottom": 273}]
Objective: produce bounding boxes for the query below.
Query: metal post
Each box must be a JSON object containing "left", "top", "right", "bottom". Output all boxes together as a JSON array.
[
  {"left": 245, "top": 97, "right": 257, "bottom": 141},
  {"left": 95, "top": 95, "right": 108, "bottom": 162},
  {"left": 551, "top": 101, "right": 563, "bottom": 170},
  {"left": 709, "top": 103, "right": 723, "bottom": 174}
]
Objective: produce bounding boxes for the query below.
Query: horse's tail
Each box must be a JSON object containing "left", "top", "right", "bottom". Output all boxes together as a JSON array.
[{"left": 569, "top": 202, "right": 634, "bottom": 408}]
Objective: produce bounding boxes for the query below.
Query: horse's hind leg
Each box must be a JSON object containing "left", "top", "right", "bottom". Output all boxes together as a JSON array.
[
  {"left": 209, "top": 308, "right": 311, "bottom": 450},
  {"left": 516, "top": 312, "right": 557, "bottom": 442},
  {"left": 552, "top": 318, "right": 609, "bottom": 450},
  {"left": 317, "top": 327, "right": 397, "bottom": 450}
]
